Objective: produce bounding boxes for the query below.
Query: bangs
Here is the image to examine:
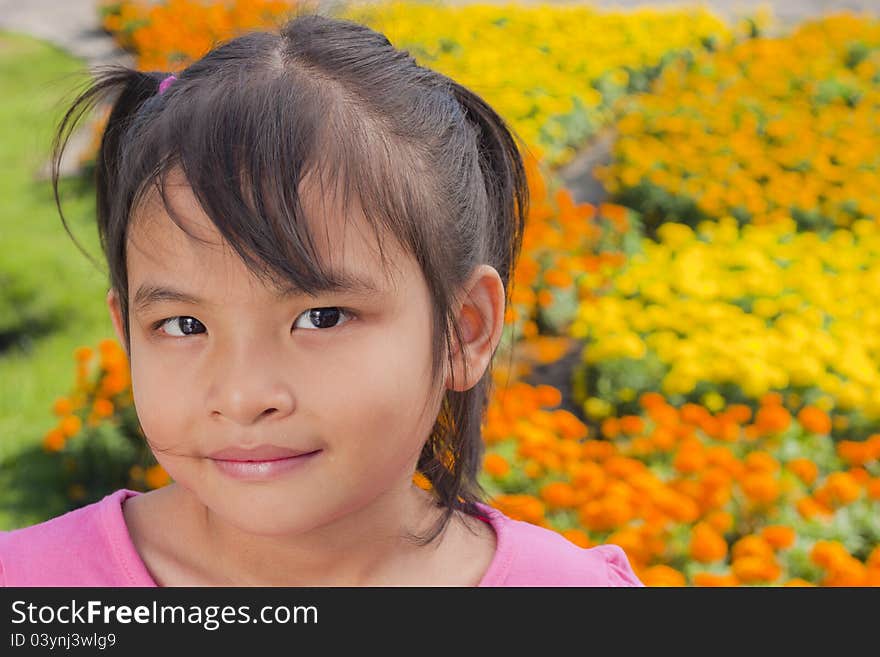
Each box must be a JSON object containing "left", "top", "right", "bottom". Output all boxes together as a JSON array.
[{"left": 120, "top": 54, "right": 433, "bottom": 300}]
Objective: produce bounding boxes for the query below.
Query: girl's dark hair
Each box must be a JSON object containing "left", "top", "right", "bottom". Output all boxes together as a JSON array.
[{"left": 51, "top": 12, "right": 528, "bottom": 546}]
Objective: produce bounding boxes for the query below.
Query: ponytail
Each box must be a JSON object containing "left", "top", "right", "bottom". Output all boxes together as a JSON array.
[
  {"left": 413, "top": 76, "right": 530, "bottom": 530},
  {"left": 50, "top": 67, "right": 169, "bottom": 347},
  {"left": 447, "top": 80, "right": 528, "bottom": 294}
]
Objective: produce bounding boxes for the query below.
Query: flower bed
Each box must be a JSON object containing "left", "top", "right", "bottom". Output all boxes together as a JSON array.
[
  {"left": 479, "top": 382, "right": 880, "bottom": 586},
  {"left": 597, "top": 14, "right": 880, "bottom": 232},
  {"left": 97, "top": 0, "right": 731, "bottom": 167},
  {"left": 569, "top": 215, "right": 880, "bottom": 434},
  {"left": 339, "top": 1, "right": 730, "bottom": 166}
]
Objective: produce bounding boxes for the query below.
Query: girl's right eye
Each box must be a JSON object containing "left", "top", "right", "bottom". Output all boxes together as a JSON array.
[{"left": 155, "top": 316, "right": 206, "bottom": 337}]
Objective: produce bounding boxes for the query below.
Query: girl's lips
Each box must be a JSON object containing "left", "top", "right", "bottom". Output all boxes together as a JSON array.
[
  {"left": 209, "top": 444, "right": 317, "bottom": 460},
  {"left": 210, "top": 450, "right": 322, "bottom": 481}
]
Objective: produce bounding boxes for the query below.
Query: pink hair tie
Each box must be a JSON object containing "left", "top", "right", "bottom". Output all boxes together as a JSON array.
[{"left": 158, "top": 74, "right": 177, "bottom": 95}]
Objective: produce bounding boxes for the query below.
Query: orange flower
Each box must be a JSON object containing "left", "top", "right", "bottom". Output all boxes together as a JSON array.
[
  {"left": 543, "top": 269, "right": 573, "bottom": 288},
  {"left": 412, "top": 471, "right": 432, "bottom": 491},
  {"left": 603, "top": 456, "right": 644, "bottom": 479},
  {"left": 680, "top": 403, "right": 709, "bottom": 426},
  {"left": 100, "top": 345, "right": 128, "bottom": 372},
  {"left": 523, "top": 460, "right": 543, "bottom": 479},
  {"left": 796, "top": 496, "right": 832, "bottom": 520},
  {"left": 732, "top": 535, "right": 774, "bottom": 561},
  {"left": 618, "top": 415, "right": 645, "bottom": 435},
  {"left": 693, "top": 572, "right": 739, "bottom": 587},
  {"left": 759, "top": 392, "right": 783, "bottom": 406},
  {"left": 74, "top": 346, "right": 93, "bottom": 363},
  {"left": 639, "top": 391, "right": 665, "bottom": 410},
  {"left": 601, "top": 495, "right": 635, "bottom": 527},
  {"left": 560, "top": 528, "right": 592, "bottom": 549},
  {"left": 540, "top": 481, "right": 577, "bottom": 509},
  {"left": 740, "top": 471, "right": 780, "bottom": 505},
  {"left": 98, "top": 338, "right": 121, "bottom": 356},
  {"left": 52, "top": 397, "right": 74, "bottom": 417},
  {"left": 823, "top": 558, "right": 867, "bottom": 587},
  {"left": 761, "top": 525, "right": 796, "bottom": 550},
  {"left": 868, "top": 434, "right": 880, "bottom": 460},
  {"left": 553, "top": 410, "right": 588, "bottom": 440},
  {"left": 783, "top": 578, "right": 816, "bottom": 587},
  {"left": 787, "top": 457, "right": 818, "bottom": 486},
  {"left": 93, "top": 398, "right": 115, "bottom": 418},
  {"left": 570, "top": 461, "right": 606, "bottom": 497},
  {"left": 797, "top": 406, "right": 831, "bottom": 435},
  {"left": 705, "top": 510, "right": 734, "bottom": 533},
  {"left": 534, "top": 384, "right": 562, "bottom": 408},
  {"left": 537, "top": 289, "right": 555, "bottom": 309},
  {"left": 537, "top": 449, "right": 562, "bottom": 472},
  {"left": 724, "top": 403, "right": 753, "bottom": 424},
  {"left": 577, "top": 495, "right": 634, "bottom": 532},
  {"left": 823, "top": 472, "right": 862, "bottom": 506},
  {"left": 673, "top": 446, "right": 706, "bottom": 473},
  {"left": 483, "top": 453, "right": 510, "bottom": 478},
  {"left": 144, "top": 464, "right": 171, "bottom": 489},
  {"left": 492, "top": 494, "right": 546, "bottom": 525},
  {"left": 100, "top": 372, "right": 130, "bottom": 397},
  {"left": 581, "top": 440, "right": 615, "bottom": 461},
  {"left": 59, "top": 415, "right": 82, "bottom": 438},
  {"left": 689, "top": 522, "right": 728, "bottom": 563},
  {"left": 648, "top": 402, "right": 679, "bottom": 426},
  {"left": 754, "top": 404, "right": 791, "bottom": 434},
  {"left": 650, "top": 426, "right": 677, "bottom": 451},
  {"left": 732, "top": 556, "right": 781, "bottom": 583},
  {"left": 600, "top": 417, "right": 620, "bottom": 439},
  {"left": 598, "top": 202, "right": 628, "bottom": 228},
  {"left": 745, "top": 451, "right": 779, "bottom": 473},
  {"left": 42, "top": 428, "right": 66, "bottom": 452},
  {"left": 867, "top": 478, "right": 880, "bottom": 501},
  {"left": 809, "top": 540, "right": 856, "bottom": 574},
  {"left": 701, "top": 465, "right": 733, "bottom": 489},
  {"left": 651, "top": 487, "right": 699, "bottom": 523},
  {"left": 837, "top": 440, "right": 872, "bottom": 467},
  {"left": 639, "top": 564, "right": 686, "bottom": 587}
]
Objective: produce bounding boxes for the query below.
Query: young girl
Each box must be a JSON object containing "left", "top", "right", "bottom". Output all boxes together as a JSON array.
[{"left": 0, "top": 13, "right": 642, "bottom": 587}]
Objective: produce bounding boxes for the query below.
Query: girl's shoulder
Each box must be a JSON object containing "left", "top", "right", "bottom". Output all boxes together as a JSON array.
[
  {"left": 475, "top": 503, "right": 644, "bottom": 587},
  {"left": 0, "top": 488, "right": 155, "bottom": 587}
]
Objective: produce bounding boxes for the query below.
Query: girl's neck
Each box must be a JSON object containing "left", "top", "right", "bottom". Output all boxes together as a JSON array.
[{"left": 153, "top": 482, "right": 462, "bottom": 586}]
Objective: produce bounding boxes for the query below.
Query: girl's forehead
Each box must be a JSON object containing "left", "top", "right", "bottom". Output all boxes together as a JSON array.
[{"left": 128, "top": 172, "right": 404, "bottom": 294}]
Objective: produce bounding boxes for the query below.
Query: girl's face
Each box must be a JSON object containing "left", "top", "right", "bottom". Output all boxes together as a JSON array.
[{"left": 108, "top": 172, "right": 448, "bottom": 537}]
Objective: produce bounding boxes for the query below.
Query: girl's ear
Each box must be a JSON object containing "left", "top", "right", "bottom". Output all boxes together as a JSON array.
[
  {"left": 106, "top": 288, "right": 127, "bottom": 353},
  {"left": 445, "top": 265, "right": 506, "bottom": 392}
]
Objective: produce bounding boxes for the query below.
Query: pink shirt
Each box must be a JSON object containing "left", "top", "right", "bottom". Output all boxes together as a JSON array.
[{"left": 0, "top": 488, "right": 643, "bottom": 587}]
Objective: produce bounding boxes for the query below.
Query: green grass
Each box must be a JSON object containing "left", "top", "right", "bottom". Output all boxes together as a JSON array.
[{"left": 0, "top": 32, "right": 116, "bottom": 529}]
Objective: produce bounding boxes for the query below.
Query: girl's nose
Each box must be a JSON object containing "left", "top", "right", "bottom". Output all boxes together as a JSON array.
[
  {"left": 212, "top": 390, "right": 295, "bottom": 426},
  {"left": 207, "top": 352, "right": 296, "bottom": 426},
  {"left": 212, "top": 379, "right": 293, "bottom": 425}
]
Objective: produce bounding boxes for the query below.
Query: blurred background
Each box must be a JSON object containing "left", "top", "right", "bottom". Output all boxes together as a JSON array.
[{"left": 1, "top": 0, "right": 879, "bottom": 586}]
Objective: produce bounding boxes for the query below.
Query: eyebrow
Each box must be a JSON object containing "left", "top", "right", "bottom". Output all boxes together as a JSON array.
[{"left": 132, "top": 271, "right": 384, "bottom": 313}]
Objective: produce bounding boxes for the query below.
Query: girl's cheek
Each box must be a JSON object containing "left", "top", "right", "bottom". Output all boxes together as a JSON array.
[{"left": 131, "top": 371, "right": 193, "bottom": 447}]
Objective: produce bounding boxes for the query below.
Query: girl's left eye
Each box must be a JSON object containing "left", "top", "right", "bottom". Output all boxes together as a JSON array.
[
  {"left": 153, "top": 307, "right": 353, "bottom": 338},
  {"left": 156, "top": 316, "right": 206, "bottom": 337},
  {"left": 293, "top": 307, "right": 354, "bottom": 331}
]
